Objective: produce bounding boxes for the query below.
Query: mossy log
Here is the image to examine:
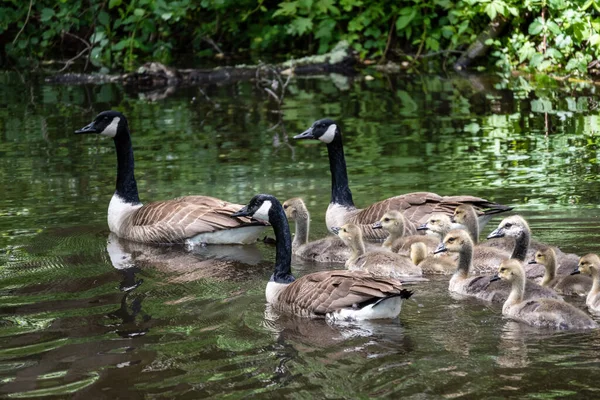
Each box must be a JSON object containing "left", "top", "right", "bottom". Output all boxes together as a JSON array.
[{"left": 454, "top": 16, "right": 509, "bottom": 71}]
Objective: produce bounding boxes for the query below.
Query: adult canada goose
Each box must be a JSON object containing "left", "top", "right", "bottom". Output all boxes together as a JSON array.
[
  {"left": 334, "top": 223, "right": 423, "bottom": 278},
  {"left": 282, "top": 197, "right": 351, "bottom": 264},
  {"left": 373, "top": 211, "right": 439, "bottom": 254},
  {"left": 491, "top": 260, "right": 597, "bottom": 329},
  {"left": 487, "top": 215, "right": 579, "bottom": 275},
  {"left": 572, "top": 254, "right": 600, "bottom": 313},
  {"left": 231, "top": 194, "right": 414, "bottom": 321},
  {"left": 410, "top": 242, "right": 455, "bottom": 275},
  {"left": 530, "top": 247, "right": 591, "bottom": 296},
  {"left": 435, "top": 230, "right": 561, "bottom": 303},
  {"left": 294, "top": 119, "right": 512, "bottom": 241},
  {"left": 75, "top": 111, "right": 267, "bottom": 245}
]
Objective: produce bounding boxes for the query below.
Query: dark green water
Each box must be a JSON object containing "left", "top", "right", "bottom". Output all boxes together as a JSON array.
[{"left": 1, "top": 71, "right": 600, "bottom": 398}]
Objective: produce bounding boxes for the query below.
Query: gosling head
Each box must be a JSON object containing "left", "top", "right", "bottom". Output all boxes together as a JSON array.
[
  {"left": 293, "top": 119, "right": 340, "bottom": 144},
  {"left": 434, "top": 229, "right": 472, "bottom": 254},
  {"left": 529, "top": 247, "right": 555, "bottom": 265},
  {"left": 332, "top": 223, "right": 363, "bottom": 248},
  {"left": 417, "top": 213, "right": 453, "bottom": 235},
  {"left": 491, "top": 259, "right": 524, "bottom": 283},
  {"left": 372, "top": 210, "right": 405, "bottom": 234},
  {"left": 573, "top": 253, "right": 600, "bottom": 276},
  {"left": 487, "top": 215, "right": 529, "bottom": 240},
  {"left": 75, "top": 110, "right": 129, "bottom": 139},
  {"left": 452, "top": 204, "right": 476, "bottom": 224},
  {"left": 282, "top": 197, "right": 309, "bottom": 221}
]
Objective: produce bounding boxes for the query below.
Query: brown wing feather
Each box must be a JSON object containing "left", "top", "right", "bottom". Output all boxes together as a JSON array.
[
  {"left": 348, "top": 192, "right": 509, "bottom": 240},
  {"left": 276, "top": 270, "right": 405, "bottom": 315},
  {"left": 127, "top": 196, "right": 266, "bottom": 243}
]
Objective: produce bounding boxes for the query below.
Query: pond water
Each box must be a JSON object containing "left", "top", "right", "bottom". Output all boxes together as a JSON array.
[{"left": 1, "top": 71, "right": 600, "bottom": 398}]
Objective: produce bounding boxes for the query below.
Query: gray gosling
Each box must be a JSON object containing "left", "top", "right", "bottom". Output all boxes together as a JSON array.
[
  {"left": 411, "top": 242, "right": 455, "bottom": 275},
  {"left": 454, "top": 204, "right": 514, "bottom": 250},
  {"left": 572, "top": 254, "right": 600, "bottom": 314},
  {"left": 373, "top": 210, "right": 439, "bottom": 254},
  {"left": 435, "top": 229, "right": 561, "bottom": 303},
  {"left": 492, "top": 259, "right": 597, "bottom": 330},
  {"left": 334, "top": 223, "right": 423, "bottom": 279},
  {"left": 283, "top": 198, "right": 351, "bottom": 264},
  {"left": 530, "top": 247, "right": 591, "bottom": 296}
]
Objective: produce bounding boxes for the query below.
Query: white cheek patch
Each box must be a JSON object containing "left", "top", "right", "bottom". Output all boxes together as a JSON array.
[
  {"left": 253, "top": 200, "right": 272, "bottom": 222},
  {"left": 318, "top": 124, "right": 337, "bottom": 143},
  {"left": 100, "top": 117, "right": 120, "bottom": 137}
]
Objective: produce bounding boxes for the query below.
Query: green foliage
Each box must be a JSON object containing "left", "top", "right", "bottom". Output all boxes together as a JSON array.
[{"left": 0, "top": 0, "right": 598, "bottom": 76}]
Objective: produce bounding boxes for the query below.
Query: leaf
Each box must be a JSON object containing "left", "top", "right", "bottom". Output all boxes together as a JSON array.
[
  {"left": 161, "top": 12, "right": 172, "bottom": 21},
  {"left": 91, "top": 31, "right": 106, "bottom": 44},
  {"left": 528, "top": 19, "right": 543, "bottom": 35},
  {"left": 485, "top": 3, "right": 497, "bottom": 20},
  {"left": 546, "top": 48, "right": 563, "bottom": 60},
  {"left": 396, "top": 8, "right": 416, "bottom": 31},
  {"left": 273, "top": 2, "right": 298, "bottom": 17},
  {"left": 134, "top": 8, "right": 145, "bottom": 17},
  {"left": 529, "top": 52, "right": 544, "bottom": 68},
  {"left": 109, "top": 0, "right": 122, "bottom": 9},
  {"left": 589, "top": 34, "right": 600, "bottom": 46},
  {"left": 288, "top": 16, "right": 313, "bottom": 36},
  {"left": 40, "top": 8, "right": 55, "bottom": 22},
  {"left": 98, "top": 11, "right": 110, "bottom": 27},
  {"left": 315, "top": 18, "right": 335, "bottom": 40},
  {"left": 546, "top": 20, "right": 561, "bottom": 36}
]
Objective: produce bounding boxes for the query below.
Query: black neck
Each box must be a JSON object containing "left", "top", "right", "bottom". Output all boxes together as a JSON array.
[
  {"left": 269, "top": 200, "right": 295, "bottom": 284},
  {"left": 511, "top": 231, "right": 530, "bottom": 261},
  {"left": 326, "top": 135, "right": 354, "bottom": 208},
  {"left": 114, "top": 133, "right": 140, "bottom": 204}
]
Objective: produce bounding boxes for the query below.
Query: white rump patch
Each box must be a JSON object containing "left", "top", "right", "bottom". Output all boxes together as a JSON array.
[
  {"left": 101, "top": 117, "right": 121, "bottom": 137},
  {"left": 266, "top": 281, "right": 289, "bottom": 304},
  {"left": 319, "top": 124, "right": 337, "bottom": 144},
  {"left": 326, "top": 296, "right": 403, "bottom": 321},
  {"left": 253, "top": 200, "right": 272, "bottom": 222},
  {"left": 108, "top": 193, "right": 142, "bottom": 235}
]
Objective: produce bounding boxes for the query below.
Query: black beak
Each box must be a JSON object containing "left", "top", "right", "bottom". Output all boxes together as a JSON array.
[
  {"left": 450, "top": 216, "right": 456, "bottom": 223},
  {"left": 433, "top": 242, "right": 447, "bottom": 254},
  {"left": 571, "top": 268, "right": 581, "bottom": 276},
  {"left": 490, "top": 275, "right": 501, "bottom": 282},
  {"left": 528, "top": 259, "right": 537, "bottom": 264},
  {"left": 416, "top": 223, "right": 428, "bottom": 231},
  {"left": 75, "top": 121, "right": 99, "bottom": 134},
  {"left": 232, "top": 206, "right": 251, "bottom": 218},
  {"left": 293, "top": 127, "right": 315, "bottom": 140},
  {"left": 372, "top": 221, "right": 383, "bottom": 229},
  {"left": 487, "top": 227, "right": 504, "bottom": 239},
  {"left": 331, "top": 227, "right": 340, "bottom": 235}
]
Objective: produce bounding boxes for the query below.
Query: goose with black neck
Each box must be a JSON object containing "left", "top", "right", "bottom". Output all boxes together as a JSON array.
[
  {"left": 232, "top": 194, "right": 414, "bottom": 321},
  {"left": 294, "top": 119, "right": 513, "bottom": 242},
  {"left": 75, "top": 110, "right": 267, "bottom": 245}
]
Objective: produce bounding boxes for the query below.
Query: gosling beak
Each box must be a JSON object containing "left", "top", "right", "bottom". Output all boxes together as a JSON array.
[
  {"left": 372, "top": 221, "right": 383, "bottom": 229},
  {"left": 450, "top": 216, "right": 456, "bottom": 223},
  {"left": 231, "top": 206, "right": 250, "bottom": 218},
  {"left": 490, "top": 275, "right": 501, "bottom": 283},
  {"left": 487, "top": 227, "right": 504, "bottom": 239},
  {"left": 75, "top": 121, "right": 99, "bottom": 134},
  {"left": 433, "top": 242, "right": 447, "bottom": 254},
  {"left": 416, "top": 223, "right": 428, "bottom": 231},
  {"left": 528, "top": 259, "right": 537, "bottom": 264},
  {"left": 331, "top": 227, "right": 340, "bottom": 235},
  {"left": 571, "top": 268, "right": 581, "bottom": 276},
  {"left": 293, "top": 127, "right": 315, "bottom": 140}
]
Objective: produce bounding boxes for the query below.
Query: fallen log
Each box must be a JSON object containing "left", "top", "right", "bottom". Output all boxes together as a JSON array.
[{"left": 454, "top": 16, "right": 509, "bottom": 71}]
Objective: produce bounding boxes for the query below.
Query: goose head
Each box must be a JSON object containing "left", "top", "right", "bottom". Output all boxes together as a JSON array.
[
  {"left": 487, "top": 215, "right": 529, "bottom": 239},
  {"left": 452, "top": 204, "right": 475, "bottom": 225},
  {"left": 573, "top": 254, "right": 600, "bottom": 276},
  {"left": 294, "top": 119, "right": 340, "bottom": 144},
  {"left": 434, "top": 229, "right": 472, "bottom": 254},
  {"left": 417, "top": 213, "right": 453, "bottom": 236},
  {"left": 282, "top": 197, "right": 309, "bottom": 221},
  {"left": 491, "top": 259, "right": 523, "bottom": 283},
  {"left": 332, "top": 223, "right": 363, "bottom": 249},
  {"left": 232, "top": 194, "right": 278, "bottom": 224},
  {"left": 529, "top": 247, "right": 554, "bottom": 265},
  {"left": 373, "top": 210, "right": 405, "bottom": 235},
  {"left": 75, "top": 110, "right": 129, "bottom": 139}
]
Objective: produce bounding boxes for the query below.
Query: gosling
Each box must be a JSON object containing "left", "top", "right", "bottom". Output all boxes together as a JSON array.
[
  {"left": 530, "top": 247, "right": 591, "bottom": 296},
  {"left": 373, "top": 210, "right": 439, "bottom": 254},
  {"left": 410, "top": 242, "right": 455, "bottom": 275},
  {"left": 572, "top": 254, "right": 600, "bottom": 314}
]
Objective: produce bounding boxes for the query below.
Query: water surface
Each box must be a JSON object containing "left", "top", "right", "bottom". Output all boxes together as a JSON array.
[{"left": 1, "top": 71, "right": 600, "bottom": 398}]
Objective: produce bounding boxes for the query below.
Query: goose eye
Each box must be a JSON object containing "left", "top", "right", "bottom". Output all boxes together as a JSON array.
[
  {"left": 384, "top": 218, "right": 390, "bottom": 222},
  {"left": 447, "top": 238, "right": 455, "bottom": 243},
  {"left": 342, "top": 228, "right": 347, "bottom": 232},
  {"left": 283, "top": 205, "right": 288, "bottom": 209},
  {"left": 504, "top": 223, "right": 513, "bottom": 228}
]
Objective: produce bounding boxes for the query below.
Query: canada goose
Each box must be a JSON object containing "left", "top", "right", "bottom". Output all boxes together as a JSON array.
[
  {"left": 333, "top": 223, "right": 423, "bottom": 278},
  {"left": 294, "top": 119, "right": 512, "bottom": 241},
  {"left": 530, "top": 247, "right": 591, "bottom": 296},
  {"left": 410, "top": 242, "right": 455, "bottom": 275},
  {"left": 282, "top": 197, "right": 351, "bottom": 264},
  {"left": 231, "top": 194, "right": 413, "bottom": 321},
  {"left": 75, "top": 111, "right": 266, "bottom": 245},
  {"left": 572, "top": 254, "right": 600, "bottom": 313},
  {"left": 435, "top": 230, "right": 561, "bottom": 303},
  {"left": 491, "top": 260, "right": 596, "bottom": 329},
  {"left": 373, "top": 210, "right": 439, "bottom": 254}
]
